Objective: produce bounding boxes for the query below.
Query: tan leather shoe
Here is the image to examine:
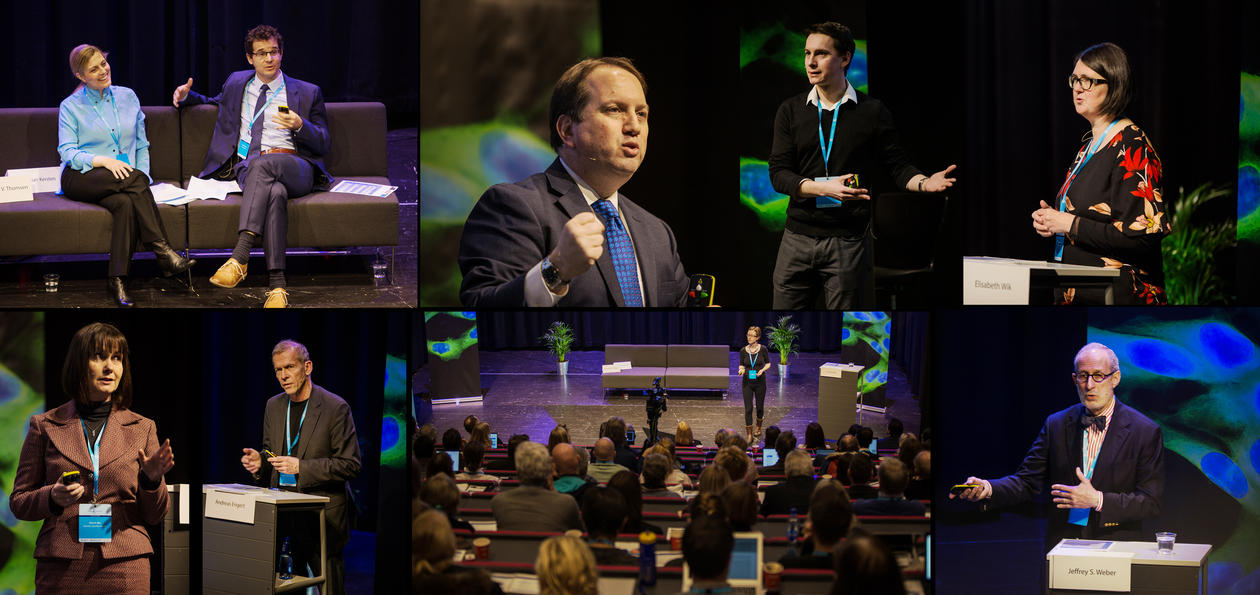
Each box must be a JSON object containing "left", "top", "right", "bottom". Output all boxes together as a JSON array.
[
  {"left": 209, "top": 259, "right": 247, "bottom": 288},
  {"left": 264, "top": 287, "right": 289, "bottom": 309}
]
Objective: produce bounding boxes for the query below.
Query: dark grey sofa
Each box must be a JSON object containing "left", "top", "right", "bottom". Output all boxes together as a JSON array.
[
  {"left": 602, "top": 344, "right": 730, "bottom": 390},
  {"left": 0, "top": 102, "right": 398, "bottom": 256}
]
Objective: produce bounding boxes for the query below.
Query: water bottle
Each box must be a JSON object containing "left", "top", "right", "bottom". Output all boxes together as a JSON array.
[
  {"left": 787, "top": 507, "right": 800, "bottom": 554},
  {"left": 638, "top": 531, "right": 657, "bottom": 587},
  {"left": 279, "top": 536, "right": 293, "bottom": 580}
]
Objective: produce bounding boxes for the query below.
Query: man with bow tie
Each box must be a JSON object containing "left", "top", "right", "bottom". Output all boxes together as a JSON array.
[{"left": 951, "top": 342, "right": 1165, "bottom": 551}]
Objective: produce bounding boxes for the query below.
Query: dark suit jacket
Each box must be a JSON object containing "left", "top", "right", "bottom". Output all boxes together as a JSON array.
[
  {"left": 988, "top": 401, "right": 1164, "bottom": 550},
  {"left": 458, "top": 158, "right": 689, "bottom": 307},
  {"left": 11, "top": 401, "right": 168, "bottom": 560},
  {"left": 852, "top": 497, "right": 927, "bottom": 516},
  {"left": 760, "top": 476, "right": 817, "bottom": 516},
  {"left": 257, "top": 384, "right": 362, "bottom": 549},
  {"left": 178, "top": 69, "right": 332, "bottom": 187}
]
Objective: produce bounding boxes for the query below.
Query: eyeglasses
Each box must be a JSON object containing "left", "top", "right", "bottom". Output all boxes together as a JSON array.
[
  {"left": 1071, "top": 370, "right": 1118, "bottom": 384},
  {"left": 251, "top": 49, "right": 281, "bottom": 59},
  {"left": 1068, "top": 75, "right": 1107, "bottom": 91}
]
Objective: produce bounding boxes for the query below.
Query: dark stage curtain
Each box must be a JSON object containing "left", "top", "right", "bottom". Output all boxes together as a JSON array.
[
  {"left": 2, "top": 1, "right": 417, "bottom": 126},
  {"left": 890, "top": 311, "right": 930, "bottom": 402}
]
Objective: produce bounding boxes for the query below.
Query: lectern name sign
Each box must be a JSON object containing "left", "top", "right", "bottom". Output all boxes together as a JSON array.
[
  {"left": 205, "top": 490, "right": 257, "bottom": 524},
  {"left": 1048, "top": 547, "right": 1133, "bottom": 592}
]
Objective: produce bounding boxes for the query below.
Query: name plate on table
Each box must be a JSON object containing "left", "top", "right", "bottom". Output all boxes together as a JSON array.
[
  {"left": 1048, "top": 547, "right": 1133, "bottom": 592},
  {"left": 963, "top": 258, "right": 1030, "bottom": 304},
  {"left": 205, "top": 489, "right": 257, "bottom": 524},
  {"left": 5, "top": 167, "right": 61, "bottom": 193},
  {"left": 0, "top": 175, "right": 34, "bottom": 204}
]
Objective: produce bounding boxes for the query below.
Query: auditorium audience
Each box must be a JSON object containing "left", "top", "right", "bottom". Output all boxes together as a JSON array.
[
  {"left": 831, "top": 531, "right": 907, "bottom": 595},
  {"left": 838, "top": 434, "right": 860, "bottom": 454},
  {"left": 442, "top": 427, "right": 463, "bottom": 452},
  {"left": 697, "top": 465, "right": 731, "bottom": 497},
  {"left": 463, "top": 415, "right": 479, "bottom": 435},
  {"left": 552, "top": 443, "right": 597, "bottom": 504},
  {"left": 535, "top": 535, "right": 599, "bottom": 595},
  {"left": 484, "top": 433, "right": 529, "bottom": 471},
  {"left": 490, "top": 442, "right": 583, "bottom": 532},
  {"left": 427, "top": 451, "right": 455, "bottom": 480},
  {"left": 714, "top": 445, "right": 753, "bottom": 483},
  {"left": 687, "top": 491, "right": 727, "bottom": 521},
  {"left": 821, "top": 451, "right": 853, "bottom": 483},
  {"left": 779, "top": 480, "right": 854, "bottom": 569},
  {"left": 414, "top": 426, "right": 436, "bottom": 485},
  {"left": 721, "top": 481, "right": 759, "bottom": 532},
  {"left": 548, "top": 424, "right": 571, "bottom": 453},
  {"left": 641, "top": 443, "right": 692, "bottom": 490},
  {"left": 763, "top": 425, "right": 781, "bottom": 453},
  {"left": 856, "top": 426, "right": 876, "bottom": 454},
  {"left": 760, "top": 430, "right": 795, "bottom": 475},
  {"left": 605, "top": 417, "right": 640, "bottom": 472},
  {"left": 413, "top": 510, "right": 504, "bottom": 594},
  {"left": 853, "top": 458, "right": 927, "bottom": 516},
  {"left": 454, "top": 440, "right": 502, "bottom": 488},
  {"left": 418, "top": 473, "right": 474, "bottom": 532},
  {"left": 761, "top": 450, "right": 817, "bottom": 516},
  {"left": 727, "top": 432, "right": 750, "bottom": 452},
  {"left": 897, "top": 434, "right": 921, "bottom": 471},
  {"left": 675, "top": 420, "right": 697, "bottom": 446},
  {"left": 876, "top": 417, "right": 904, "bottom": 451},
  {"left": 805, "top": 422, "right": 828, "bottom": 449},
  {"left": 573, "top": 442, "right": 594, "bottom": 481},
  {"left": 713, "top": 428, "right": 732, "bottom": 449},
  {"left": 469, "top": 421, "right": 493, "bottom": 449},
  {"left": 905, "top": 450, "right": 931, "bottom": 501},
  {"left": 641, "top": 452, "right": 684, "bottom": 500},
  {"left": 579, "top": 487, "right": 640, "bottom": 566},
  {"left": 607, "top": 470, "right": 663, "bottom": 534},
  {"left": 681, "top": 515, "right": 736, "bottom": 593},
  {"left": 847, "top": 455, "right": 879, "bottom": 499},
  {"left": 587, "top": 438, "right": 630, "bottom": 482}
]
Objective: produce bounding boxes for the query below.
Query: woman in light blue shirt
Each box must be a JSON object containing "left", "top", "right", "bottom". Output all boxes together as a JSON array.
[{"left": 58, "top": 44, "right": 194, "bottom": 307}]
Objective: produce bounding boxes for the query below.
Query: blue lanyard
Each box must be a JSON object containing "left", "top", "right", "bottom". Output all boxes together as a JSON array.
[
  {"left": 748, "top": 348, "right": 758, "bottom": 369},
  {"left": 285, "top": 399, "right": 307, "bottom": 456},
  {"left": 1055, "top": 120, "right": 1118, "bottom": 261},
  {"left": 817, "top": 98, "right": 839, "bottom": 177},
  {"left": 81, "top": 416, "right": 107, "bottom": 498},
  {"left": 85, "top": 87, "right": 124, "bottom": 157},
  {"left": 245, "top": 75, "right": 287, "bottom": 130}
]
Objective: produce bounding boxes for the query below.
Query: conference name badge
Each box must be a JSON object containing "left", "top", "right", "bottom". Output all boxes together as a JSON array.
[
  {"left": 237, "top": 139, "right": 250, "bottom": 159},
  {"left": 78, "top": 503, "right": 112, "bottom": 543},
  {"left": 279, "top": 472, "right": 297, "bottom": 487},
  {"left": 815, "top": 176, "right": 844, "bottom": 209},
  {"left": 748, "top": 370, "right": 757, "bottom": 380}
]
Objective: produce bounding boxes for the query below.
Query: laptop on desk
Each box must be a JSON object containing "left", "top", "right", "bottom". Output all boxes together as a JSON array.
[{"left": 682, "top": 531, "right": 764, "bottom": 594}]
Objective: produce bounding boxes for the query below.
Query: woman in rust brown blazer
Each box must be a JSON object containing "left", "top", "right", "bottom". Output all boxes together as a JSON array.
[{"left": 10, "top": 322, "right": 174, "bottom": 594}]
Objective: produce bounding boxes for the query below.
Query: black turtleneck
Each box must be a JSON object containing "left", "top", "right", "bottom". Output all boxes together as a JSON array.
[{"left": 77, "top": 399, "right": 112, "bottom": 444}]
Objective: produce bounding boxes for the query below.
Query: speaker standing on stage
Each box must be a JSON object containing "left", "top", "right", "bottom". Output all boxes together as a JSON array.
[
  {"left": 11, "top": 323, "right": 173, "bottom": 594},
  {"left": 767, "top": 22, "right": 956, "bottom": 310},
  {"left": 57, "top": 44, "right": 196, "bottom": 307},
  {"left": 1031, "top": 43, "right": 1169, "bottom": 305},
  {"left": 738, "top": 326, "right": 772, "bottom": 441}
]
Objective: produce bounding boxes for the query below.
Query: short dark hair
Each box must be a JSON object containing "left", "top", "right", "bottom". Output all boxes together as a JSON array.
[
  {"left": 506, "top": 434, "right": 530, "bottom": 468},
  {"left": 441, "top": 428, "right": 462, "bottom": 452},
  {"left": 763, "top": 426, "right": 781, "bottom": 450},
  {"left": 887, "top": 418, "right": 904, "bottom": 437},
  {"left": 606, "top": 417, "right": 627, "bottom": 448},
  {"left": 414, "top": 433, "right": 435, "bottom": 460},
  {"left": 683, "top": 515, "right": 734, "bottom": 580},
  {"left": 581, "top": 487, "right": 628, "bottom": 539},
  {"left": 849, "top": 455, "right": 874, "bottom": 484},
  {"left": 810, "top": 482, "right": 853, "bottom": 546},
  {"left": 803, "top": 22, "right": 856, "bottom": 73},
  {"left": 606, "top": 470, "right": 644, "bottom": 529},
  {"left": 856, "top": 427, "right": 874, "bottom": 449},
  {"left": 721, "top": 482, "right": 759, "bottom": 531},
  {"left": 244, "top": 24, "right": 284, "bottom": 55},
  {"left": 463, "top": 415, "right": 479, "bottom": 434},
  {"left": 427, "top": 451, "right": 455, "bottom": 479},
  {"left": 62, "top": 322, "right": 133, "bottom": 409},
  {"left": 462, "top": 440, "right": 485, "bottom": 472},
  {"left": 832, "top": 533, "right": 907, "bottom": 595},
  {"left": 642, "top": 453, "right": 670, "bottom": 489},
  {"left": 878, "top": 458, "right": 910, "bottom": 497},
  {"left": 775, "top": 431, "right": 797, "bottom": 461},
  {"left": 419, "top": 473, "right": 460, "bottom": 512},
  {"left": 804, "top": 422, "right": 826, "bottom": 449},
  {"left": 548, "top": 57, "right": 647, "bottom": 149},
  {"left": 1075, "top": 42, "right": 1132, "bottom": 119}
]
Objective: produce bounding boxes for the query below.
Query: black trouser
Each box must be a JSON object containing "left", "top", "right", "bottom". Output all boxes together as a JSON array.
[
  {"left": 742, "top": 380, "right": 766, "bottom": 426},
  {"left": 772, "top": 227, "right": 872, "bottom": 309},
  {"left": 61, "top": 167, "right": 170, "bottom": 277}
]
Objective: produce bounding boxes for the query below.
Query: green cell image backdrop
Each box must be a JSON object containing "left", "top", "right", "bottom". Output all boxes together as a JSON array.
[{"left": 0, "top": 314, "right": 43, "bottom": 595}]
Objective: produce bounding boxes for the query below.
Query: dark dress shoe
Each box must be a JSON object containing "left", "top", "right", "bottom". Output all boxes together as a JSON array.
[
  {"left": 107, "top": 276, "right": 134, "bottom": 307},
  {"left": 149, "top": 240, "right": 196, "bottom": 277}
]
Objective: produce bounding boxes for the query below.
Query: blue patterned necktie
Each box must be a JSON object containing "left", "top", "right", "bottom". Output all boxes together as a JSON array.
[
  {"left": 247, "top": 83, "right": 269, "bottom": 159},
  {"left": 590, "top": 199, "right": 644, "bottom": 307}
]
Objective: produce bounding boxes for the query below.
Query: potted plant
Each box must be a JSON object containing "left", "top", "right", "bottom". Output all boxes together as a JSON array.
[
  {"left": 540, "top": 321, "right": 576, "bottom": 375},
  {"left": 1163, "top": 183, "right": 1235, "bottom": 304},
  {"left": 766, "top": 315, "right": 801, "bottom": 376}
]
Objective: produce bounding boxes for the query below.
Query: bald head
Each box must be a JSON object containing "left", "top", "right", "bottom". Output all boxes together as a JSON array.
[
  {"left": 594, "top": 438, "right": 615, "bottom": 461},
  {"left": 552, "top": 443, "right": 580, "bottom": 476},
  {"left": 1075, "top": 342, "right": 1119, "bottom": 372}
]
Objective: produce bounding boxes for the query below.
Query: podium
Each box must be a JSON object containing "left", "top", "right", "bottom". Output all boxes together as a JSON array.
[
  {"left": 1045, "top": 539, "right": 1211, "bottom": 594},
  {"left": 203, "top": 483, "right": 331, "bottom": 594},
  {"left": 159, "top": 483, "right": 192, "bottom": 594},
  {"left": 818, "top": 363, "right": 863, "bottom": 433},
  {"left": 963, "top": 256, "right": 1122, "bottom": 304}
]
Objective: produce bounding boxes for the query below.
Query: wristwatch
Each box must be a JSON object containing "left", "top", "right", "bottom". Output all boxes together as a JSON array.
[{"left": 541, "top": 257, "right": 568, "bottom": 292}]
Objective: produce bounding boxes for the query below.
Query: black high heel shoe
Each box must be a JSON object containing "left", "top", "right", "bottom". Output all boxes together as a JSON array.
[
  {"left": 107, "top": 276, "right": 134, "bottom": 307},
  {"left": 149, "top": 240, "right": 196, "bottom": 277}
]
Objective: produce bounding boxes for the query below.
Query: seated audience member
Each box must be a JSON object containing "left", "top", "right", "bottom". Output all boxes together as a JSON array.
[
  {"left": 608, "top": 470, "right": 663, "bottom": 534},
  {"left": 587, "top": 438, "right": 630, "bottom": 482},
  {"left": 414, "top": 428, "right": 436, "bottom": 485},
  {"left": 897, "top": 434, "right": 921, "bottom": 470},
  {"left": 641, "top": 444, "right": 691, "bottom": 491},
  {"left": 427, "top": 451, "right": 455, "bottom": 480},
  {"left": 847, "top": 456, "right": 879, "bottom": 499},
  {"left": 469, "top": 421, "right": 493, "bottom": 449},
  {"left": 779, "top": 480, "right": 854, "bottom": 569},
  {"left": 831, "top": 531, "right": 908, "bottom": 595},
  {"left": 763, "top": 425, "right": 782, "bottom": 453},
  {"left": 761, "top": 450, "right": 818, "bottom": 516},
  {"left": 713, "top": 428, "right": 732, "bottom": 450},
  {"left": 919, "top": 426, "right": 932, "bottom": 451},
  {"left": 856, "top": 426, "right": 876, "bottom": 454},
  {"left": 697, "top": 465, "right": 731, "bottom": 497},
  {"left": 455, "top": 440, "right": 502, "bottom": 488},
  {"left": 853, "top": 458, "right": 927, "bottom": 516},
  {"left": 484, "top": 433, "right": 529, "bottom": 471},
  {"left": 675, "top": 420, "right": 698, "bottom": 446},
  {"left": 419, "top": 474, "right": 474, "bottom": 532},
  {"left": 442, "top": 427, "right": 463, "bottom": 452},
  {"left": 605, "top": 417, "right": 641, "bottom": 472},
  {"left": 463, "top": 415, "right": 479, "bottom": 435},
  {"left": 838, "top": 434, "right": 859, "bottom": 453},
  {"left": 579, "top": 487, "right": 640, "bottom": 566},
  {"left": 721, "top": 481, "right": 759, "bottom": 532},
  {"left": 805, "top": 422, "right": 828, "bottom": 450},
  {"left": 687, "top": 491, "right": 727, "bottom": 521},
  {"left": 641, "top": 453, "right": 684, "bottom": 500},
  {"left": 714, "top": 445, "right": 753, "bottom": 483},
  {"left": 876, "top": 417, "right": 905, "bottom": 451},
  {"left": 413, "top": 510, "right": 504, "bottom": 594},
  {"left": 905, "top": 450, "right": 931, "bottom": 501},
  {"left": 573, "top": 442, "right": 594, "bottom": 481},
  {"left": 535, "top": 535, "right": 599, "bottom": 595},
  {"left": 548, "top": 424, "right": 571, "bottom": 453},
  {"left": 760, "top": 430, "right": 795, "bottom": 475},
  {"left": 821, "top": 451, "right": 853, "bottom": 484},
  {"left": 681, "top": 515, "right": 736, "bottom": 593},
  {"left": 553, "top": 443, "right": 597, "bottom": 504},
  {"left": 490, "top": 442, "right": 584, "bottom": 532}
]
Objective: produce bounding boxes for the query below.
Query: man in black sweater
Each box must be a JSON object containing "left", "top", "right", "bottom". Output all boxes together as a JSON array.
[{"left": 768, "top": 22, "right": 957, "bottom": 309}]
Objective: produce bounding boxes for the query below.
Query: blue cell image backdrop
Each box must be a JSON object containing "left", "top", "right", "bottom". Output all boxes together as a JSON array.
[
  {"left": 0, "top": 313, "right": 44, "bottom": 595},
  {"left": 1089, "top": 309, "right": 1260, "bottom": 594},
  {"left": 841, "top": 311, "right": 889, "bottom": 405}
]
